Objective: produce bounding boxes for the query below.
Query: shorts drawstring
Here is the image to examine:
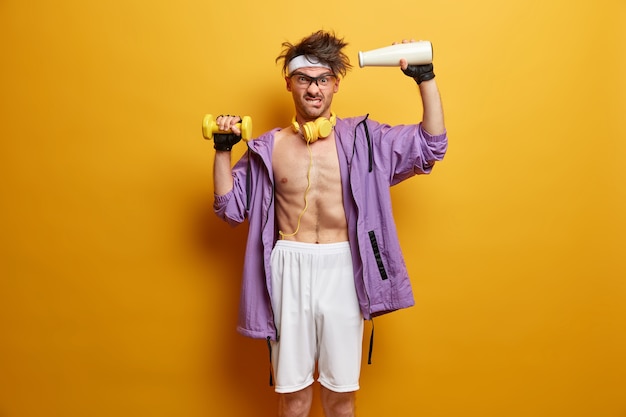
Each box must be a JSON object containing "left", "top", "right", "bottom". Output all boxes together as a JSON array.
[
  {"left": 266, "top": 336, "right": 274, "bottom": 386},
  {"left": 367, "top": 319, "right": 375, "bottom": 365}
]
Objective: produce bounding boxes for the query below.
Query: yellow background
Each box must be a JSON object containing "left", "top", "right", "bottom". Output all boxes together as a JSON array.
[{"left": 1, "top": 0, "right": 624, "bottom": 416}]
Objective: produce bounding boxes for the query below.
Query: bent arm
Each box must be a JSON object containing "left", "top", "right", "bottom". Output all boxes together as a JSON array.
[
  {"left": 399, "top": 48, "right": 446, "bottom": 136},
  {"left": 419, "top": 78, "right": 445, "bottom": 136},
  {"left": 212, "top": 115, "right": 242, "bottom": 196},
  {"left": 213, "top": 151, "right": 234, "bottom": 196}
]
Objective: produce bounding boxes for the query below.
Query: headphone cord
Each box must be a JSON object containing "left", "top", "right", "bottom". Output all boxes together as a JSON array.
[{"left": 278, "top": 141, "right": 313, "bottom": 239}]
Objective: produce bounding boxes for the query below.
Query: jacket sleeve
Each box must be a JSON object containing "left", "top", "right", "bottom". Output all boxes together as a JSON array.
[{"left": 375, "top": 121, "right": 448, "bottom": 185}]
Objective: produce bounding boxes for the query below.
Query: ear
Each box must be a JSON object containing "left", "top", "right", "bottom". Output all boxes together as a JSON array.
[
  {"left": 285, "top": 76, "right": 292, "bottom": 92},
  {"left": 333, "top": 77, "right": 341, "bottom": 93}
]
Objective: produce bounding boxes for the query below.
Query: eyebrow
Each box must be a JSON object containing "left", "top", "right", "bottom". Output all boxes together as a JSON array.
[{"left": 291, "top": 72, "right": 336, "bottom": 78}]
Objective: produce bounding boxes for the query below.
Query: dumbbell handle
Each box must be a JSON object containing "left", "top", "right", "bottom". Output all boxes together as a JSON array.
[{"left": 202, "top": 114, "right": 252, "bottom": 141}]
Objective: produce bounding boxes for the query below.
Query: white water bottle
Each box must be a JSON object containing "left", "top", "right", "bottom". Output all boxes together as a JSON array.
[{"left": 358, "top": 41, "right": 433, "bottom": 68}]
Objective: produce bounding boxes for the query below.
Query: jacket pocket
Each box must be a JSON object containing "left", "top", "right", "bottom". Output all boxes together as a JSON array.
[{"left": 368, "top": 230, "right": 389, "bottom": 281}]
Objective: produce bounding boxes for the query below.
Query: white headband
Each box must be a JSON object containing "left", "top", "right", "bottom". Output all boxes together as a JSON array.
[{"left": 288, "top": 55, "right": 331, "bottom": 74}]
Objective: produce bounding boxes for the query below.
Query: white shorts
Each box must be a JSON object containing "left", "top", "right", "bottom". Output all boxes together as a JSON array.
[{"left": 270, "top": 240, "right": 364, "bottom": 394}]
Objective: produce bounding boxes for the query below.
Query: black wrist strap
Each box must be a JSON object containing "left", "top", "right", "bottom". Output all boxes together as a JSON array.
[
  {"left": 403, "top": 63, "right": 435, "bottom": 85},
  {"left": 213, "top": 133, "right": 242, "bottom": 152}
]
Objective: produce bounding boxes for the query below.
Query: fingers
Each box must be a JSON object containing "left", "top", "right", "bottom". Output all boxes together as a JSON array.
[
  {"left": 217, "top": 114, "right": 242, "bottom": 135},
  {"left": 395, "top": 39, "right": 417, "bottom": 68}
]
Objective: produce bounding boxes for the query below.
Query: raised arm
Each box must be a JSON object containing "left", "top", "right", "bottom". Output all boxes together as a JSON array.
[
  {"left": 212, "top": 115, "right": 243, "bottom": 196},
  {"left": 398, "top": 40, "right": 445, "bottom": 136},
  {"left": 417, "top": 78, "right": 445, "bottom": 135},
  {"left": 213, "top": 150, "right": 234, "bottom": 196}
]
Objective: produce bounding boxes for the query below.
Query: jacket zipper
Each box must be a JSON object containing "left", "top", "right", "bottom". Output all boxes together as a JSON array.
[{"left": 350, "top": 116, "right": 377, "bottom": 364}]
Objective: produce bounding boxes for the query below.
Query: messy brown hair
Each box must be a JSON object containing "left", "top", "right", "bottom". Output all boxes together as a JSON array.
[{"left": 276, "top": 30, "right": 352, "bottom": 78}]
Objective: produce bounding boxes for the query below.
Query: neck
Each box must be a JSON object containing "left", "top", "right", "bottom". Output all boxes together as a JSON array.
[{"left": 295, "top": 111, "right": 336, "bottom": 124}]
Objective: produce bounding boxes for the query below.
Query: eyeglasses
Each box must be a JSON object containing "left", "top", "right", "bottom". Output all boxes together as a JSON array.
[{"left": 289, "top": 73, "right": 337, "bottom": 89}]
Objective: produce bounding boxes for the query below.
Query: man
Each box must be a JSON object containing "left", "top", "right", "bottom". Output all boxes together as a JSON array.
[{"left": 212, "top": 30, "right": 447, "bottom": 417}]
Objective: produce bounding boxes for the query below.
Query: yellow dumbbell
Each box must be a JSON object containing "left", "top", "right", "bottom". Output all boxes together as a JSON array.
[{"left": 202, "top": 114, "right": 252, "bottom": 141}]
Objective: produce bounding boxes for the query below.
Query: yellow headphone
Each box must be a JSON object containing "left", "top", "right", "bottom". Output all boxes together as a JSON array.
[{"left": 291, "top": 112, "right": 337, "bottom": 143}]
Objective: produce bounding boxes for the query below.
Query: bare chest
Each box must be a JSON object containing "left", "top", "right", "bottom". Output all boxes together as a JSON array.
[{"left": 273, "top": 133, "right": 342, "bottom": 196}]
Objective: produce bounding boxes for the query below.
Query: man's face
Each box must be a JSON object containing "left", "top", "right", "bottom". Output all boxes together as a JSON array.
[{"left": 285, "top": 67, "right": 340, "bottom": 121}]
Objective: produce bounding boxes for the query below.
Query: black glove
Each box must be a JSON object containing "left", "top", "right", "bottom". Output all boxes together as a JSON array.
[
  {"left": 402, "top": 63, "right": 435, "bottom": 85},
  {"left": 213, "top": 133, "right": 242, "bottom": 151}
]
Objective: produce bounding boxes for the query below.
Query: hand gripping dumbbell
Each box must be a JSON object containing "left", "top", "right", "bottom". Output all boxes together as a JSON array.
[{"left": 202, "top": 114, "right": 253, "bottom": 141}]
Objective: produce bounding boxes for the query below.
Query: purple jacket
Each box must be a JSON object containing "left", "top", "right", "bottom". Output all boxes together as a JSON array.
[{"left": 214, "top": 115, "right": 447, "bottom": 340}]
